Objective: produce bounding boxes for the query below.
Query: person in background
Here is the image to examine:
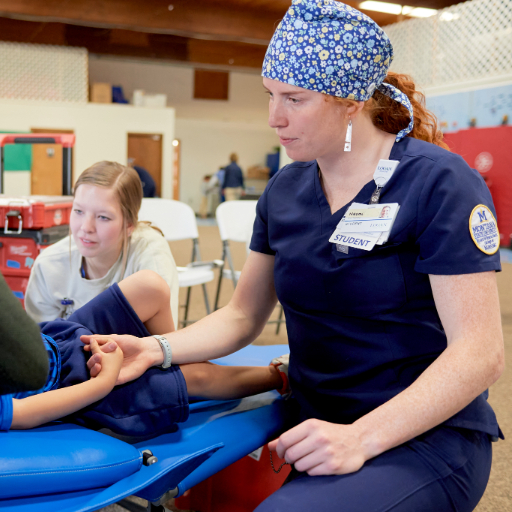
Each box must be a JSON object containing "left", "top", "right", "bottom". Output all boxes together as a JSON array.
[
  {"left": 81, "top": 1, "right": 504, "bottom": 510},
  {"left": 198, "top": 174, "right": 214, "bottom": 218},
  {"left": 25, "top": 161, "right": 179, "bottom": 328},
  {"left": 222, "top": 153, "right": 245, "bottom": 201},
  {"left": 0, "top": 273, "right": 48, "bottom": 396},
  {"left": 216, "top": 166, "right": 226, "bottom": 204},
  {"left": 127, "top": 158, "right": 157, "bottom": 198},
  {"left": 208, "top": 168, "right": 223, "bottom": 212}
]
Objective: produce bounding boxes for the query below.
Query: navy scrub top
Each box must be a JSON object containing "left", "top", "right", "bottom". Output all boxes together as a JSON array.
[{"left": 250, "top": 137, "right": 502, "bottom": 438}]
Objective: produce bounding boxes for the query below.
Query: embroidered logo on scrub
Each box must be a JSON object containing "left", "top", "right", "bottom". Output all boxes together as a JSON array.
[{"left": 469, "top": 205, "right": 499, "bottom": 255}]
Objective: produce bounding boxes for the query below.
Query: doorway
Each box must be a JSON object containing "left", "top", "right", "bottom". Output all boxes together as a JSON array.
[
  {"left": 127, "top": 133, "right": 163, "bottom": 197},
  {"left": 30, "top": 128, "right": 74, "bottom": 196}
]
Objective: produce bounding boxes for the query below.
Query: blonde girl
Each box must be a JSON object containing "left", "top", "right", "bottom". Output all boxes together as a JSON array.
[{"left": 26, "top": 161, "right": 179, "bottom": 327}]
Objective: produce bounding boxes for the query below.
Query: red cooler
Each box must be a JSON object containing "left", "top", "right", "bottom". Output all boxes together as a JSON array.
[
  {"left": 0, "top": 196, "right": 72, "bottom": 306},
  {"left": 0, "top": 196, "right": 73, "bottom": 232},
  {"left": 174, "top": 444, "right": 291, "bottom": 512},
  {"left": 0, "top": 133, "right": 75, "bottom": 305}
]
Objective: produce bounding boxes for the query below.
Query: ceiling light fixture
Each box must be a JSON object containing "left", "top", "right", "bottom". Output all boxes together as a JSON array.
[
  {"left": 404, "top": 6, "right": 437, "bottom": 17},
  {"left": 439, "top": 11, "right": 460, "bottom": 21},
  {"left": 359, "top": 1, "right": 402, "bottom": 15},
  {"left": 359, "top": 1, "right": 437, "bottom": 18}
]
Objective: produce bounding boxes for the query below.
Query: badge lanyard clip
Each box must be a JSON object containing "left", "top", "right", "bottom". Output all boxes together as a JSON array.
[
  {"left": 369, "top": 160, "right": 400, "bottom": 205},
  {"left": 60, "top": 298, "right": 75, "bottom": 319},
  {"left": 370, "top": 186, "right": 382, "bottom": 204}
]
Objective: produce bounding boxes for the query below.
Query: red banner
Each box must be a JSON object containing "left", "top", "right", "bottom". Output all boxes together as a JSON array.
[{"left": 444, "top": 126, "right": 512, "bottom": 247}]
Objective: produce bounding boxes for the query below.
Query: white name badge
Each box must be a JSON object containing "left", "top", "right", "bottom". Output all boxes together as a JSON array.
[
  {"left": 329, "top": 230, "right": 380, "bottom": 251},
  {"left": 374, "top": 159, "right": 400, "bottom": 187},
  {"left": 336, "top": 203, "right": 399, "bottom": 233}
]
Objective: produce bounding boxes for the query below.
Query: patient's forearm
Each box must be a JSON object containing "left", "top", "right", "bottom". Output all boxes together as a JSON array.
[{"left": 11, "top": 377, "right": 114, "bottom": 430}]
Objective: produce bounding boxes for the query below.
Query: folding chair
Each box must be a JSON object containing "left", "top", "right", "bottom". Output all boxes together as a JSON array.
[
  {"left": 214, "top": 200, "right": 285, "bottom": 334},
  {"left": 138, "top": 198, "right": 214, "bottom": 328}
]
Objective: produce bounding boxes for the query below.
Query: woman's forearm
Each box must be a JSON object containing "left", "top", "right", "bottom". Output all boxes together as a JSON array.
[
  {"left": 270, "top": 333, "right": 503, "bottom": 477},
  {"left": 149, "top": 300, "right": 272, "bottom": 366},
  {"left": 267, "top": 274, "right": 504, "bottom": 478},
  {"left": 354, "top": 272, "right": 504, "bottom": 461},
  {"left": 354, "top": 332, "right": 504, "bottom": 462},
  {"left": 147, "top": 252, "right": 279, "bottom": 366}
]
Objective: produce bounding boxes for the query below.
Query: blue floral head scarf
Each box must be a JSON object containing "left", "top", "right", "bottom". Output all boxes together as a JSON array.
[{"left": 262, "top": 0, "right": 414, "bottom": 141}]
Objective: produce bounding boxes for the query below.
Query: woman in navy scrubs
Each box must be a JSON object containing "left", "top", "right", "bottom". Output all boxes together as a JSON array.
[{"left": 85, "top": 1, "right": 504, "bottom": 510}]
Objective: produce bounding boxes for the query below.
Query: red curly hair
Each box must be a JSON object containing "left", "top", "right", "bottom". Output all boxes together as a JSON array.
[
  {"left": 331, "top": 71, "right": 448, "bottom": 150},
  {"left": 366, "top": 71, "right": 448, "bottom": 150}
]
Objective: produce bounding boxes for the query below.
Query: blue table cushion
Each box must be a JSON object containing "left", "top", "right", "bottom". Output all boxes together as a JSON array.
[{"left": 0, "top": 423, "right": 142, "bottom": 499}]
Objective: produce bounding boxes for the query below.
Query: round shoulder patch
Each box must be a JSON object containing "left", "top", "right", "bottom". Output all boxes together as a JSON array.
[{"left": 469, "top": 205, "right": 499, "bottom": 255}]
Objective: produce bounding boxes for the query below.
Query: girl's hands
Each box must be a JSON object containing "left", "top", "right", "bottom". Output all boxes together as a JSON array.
[
  {"left": 89, "top": 337, "right": 123, "bottom": 388},
  {"left": 268, "top": 418, "right": 369, "bottom": 476}
]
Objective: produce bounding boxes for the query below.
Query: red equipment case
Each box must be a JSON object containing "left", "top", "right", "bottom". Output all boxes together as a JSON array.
[
  {"left": 0, "top": 133, "right": 75, "bottom": 304},
  {"left": 0, "top": 224, "right": 70, "bottom": 306},
  {"left": 4, "top": 274, "right": 30, "bottom": 304},
  {"left": 0, "top": 196, "right": 73, "bottom": 231},
  {"left": 0, "top": 196, "right": 72, "bottom": 306}
]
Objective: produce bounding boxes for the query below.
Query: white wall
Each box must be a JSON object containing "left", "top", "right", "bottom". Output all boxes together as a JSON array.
[
  {"left": 0, "top": 99, "right": 176, "bottom": 197},
  {"left": 176, "top": 118, "right": 278, "bottom": 211},
  {"left": 89, "top": 55, "right": 271, "bottom": 124},
  {"left": 89, "top": 55, "right": 279, "bottom": 211}
]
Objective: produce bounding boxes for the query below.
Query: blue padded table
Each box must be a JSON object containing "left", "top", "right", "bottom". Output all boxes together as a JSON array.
[{"left": 0, "top": 344, "right": 290, "bottom": 512}]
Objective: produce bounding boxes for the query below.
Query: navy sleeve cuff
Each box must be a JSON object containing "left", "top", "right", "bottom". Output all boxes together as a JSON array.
[{"left": 0, "top": 394, "right": 13, "bottom": 431}]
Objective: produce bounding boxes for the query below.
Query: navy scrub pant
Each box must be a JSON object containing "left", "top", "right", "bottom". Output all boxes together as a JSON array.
[{"left": 256, "top": 426, "right": 492, "bottom": 512}]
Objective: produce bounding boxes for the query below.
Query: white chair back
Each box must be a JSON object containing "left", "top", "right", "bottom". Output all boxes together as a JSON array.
[
  {"left": 216, "top": 200, "right": 257, "bottom": 243},
  {"left": 138, "top": 198, "right": 199, "bottom": 241}
]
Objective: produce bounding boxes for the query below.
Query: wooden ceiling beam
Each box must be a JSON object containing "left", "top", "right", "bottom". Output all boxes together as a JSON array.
[
  {"left": 0, "top": 0, "right": 285, "bottom": 44},
  {"left": 188, "top": 39, "right": 267, "bottom": 69},
  {"left": 0, "top": 17, "right": 66, "bottom": 45},
  {"left": 0, "top": 16, "right": 265, "bottom": 69}
]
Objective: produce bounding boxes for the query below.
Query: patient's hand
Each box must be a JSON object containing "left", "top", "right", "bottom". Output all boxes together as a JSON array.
[
  {"left": 89, "top": 337, "right": 123, "bottom": 387},
  {"left": 82, "top": 334, "right": 160, "bottom": 385}
]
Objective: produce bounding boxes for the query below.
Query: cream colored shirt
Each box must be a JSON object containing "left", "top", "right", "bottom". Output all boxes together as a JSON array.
[{"left": 25, "top": 225, "right": 179, "bottom": 327}]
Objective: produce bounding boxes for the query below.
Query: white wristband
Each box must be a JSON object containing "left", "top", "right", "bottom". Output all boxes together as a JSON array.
[{"left": 153, "top": 335, "right": 172, "bottom": 369}]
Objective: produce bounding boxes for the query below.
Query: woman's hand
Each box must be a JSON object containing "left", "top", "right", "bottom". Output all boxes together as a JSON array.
[
  {"left": 81, "top": 334, "right": 163, "bottom": 385},
  {"left": 268, "top": 419, "right": 368, "bottom": 476},
  {"left": 89, "top": 337, "right": 123, "bottom": 388}
]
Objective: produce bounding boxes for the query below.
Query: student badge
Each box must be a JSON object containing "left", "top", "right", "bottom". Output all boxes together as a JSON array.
[
  {"left": 331, "top": 160, "right": 401, "bottom": 253},
  {"left": 329, "top": 202, "right": 400, "bottom": 251},
  {"left": 469, "top": 205, "right": 499, "bottom": 255}
]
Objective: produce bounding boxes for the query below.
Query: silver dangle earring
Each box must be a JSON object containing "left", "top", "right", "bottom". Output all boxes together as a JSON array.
[{"left": 344, "top": 118, "right": 352, "bottom": 152}]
